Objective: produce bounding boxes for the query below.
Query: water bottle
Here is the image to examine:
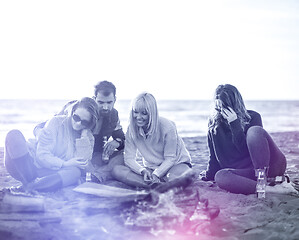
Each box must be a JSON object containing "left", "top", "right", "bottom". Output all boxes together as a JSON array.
[
  {"left": 255, "top": 168, "right": 267, "bottom": 199},
  {"left": 86, "top": 172, "right": 91, "bottom": 182},
  {"left": 102, "top": 136, "right": 109, "bottom": 162}
]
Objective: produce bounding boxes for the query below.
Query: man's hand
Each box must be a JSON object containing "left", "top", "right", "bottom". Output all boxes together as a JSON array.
[{"left": 103, "top": 140, "right": 120, "bottom": 156}]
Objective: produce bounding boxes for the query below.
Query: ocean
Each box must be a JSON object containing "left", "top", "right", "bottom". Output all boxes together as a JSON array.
[{"left": 0, "top": 99, "right": 299, "bottom": 147}]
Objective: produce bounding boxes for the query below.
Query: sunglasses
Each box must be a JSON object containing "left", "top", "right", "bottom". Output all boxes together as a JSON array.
[{"left": 72, "top": 114, "right": 91, "bottom": 127}]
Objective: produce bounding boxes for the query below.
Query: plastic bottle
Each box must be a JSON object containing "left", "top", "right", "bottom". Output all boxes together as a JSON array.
[
  {"left": 255, "top": 168, "right": 267, "bottom": 199},
  {"left": 102, "top": 136, "right": 109, "bottom": 162}
]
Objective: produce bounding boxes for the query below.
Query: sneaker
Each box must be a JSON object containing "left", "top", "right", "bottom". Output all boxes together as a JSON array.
[
  {"left": 8, "top": 185, "right": 38, "bottom": 197},
  {"left": 267, "top": 175, "right": 290, "bottom": 186},
  {"left": 266, "top": 180, "right": 298, "bottom": 195}
]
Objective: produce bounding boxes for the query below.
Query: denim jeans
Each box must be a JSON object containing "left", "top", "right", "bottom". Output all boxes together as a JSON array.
[{"left": 215, "top": 126, "right": 286, "bottom": 194}]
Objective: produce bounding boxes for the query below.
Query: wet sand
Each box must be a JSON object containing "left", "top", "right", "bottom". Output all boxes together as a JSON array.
[{"left": 0, "top": 132, "right": 299, "bottom": 240}]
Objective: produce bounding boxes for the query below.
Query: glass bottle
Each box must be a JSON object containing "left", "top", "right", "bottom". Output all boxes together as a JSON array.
[
  {"left": 102, "top": 136, "right": 109, "bottom": 162},
  {"left": 86, "top": 171, "right": 91, "bottom": 182},
  {"left": 255, "top": 167, "right": 267, "bottom": 199}
]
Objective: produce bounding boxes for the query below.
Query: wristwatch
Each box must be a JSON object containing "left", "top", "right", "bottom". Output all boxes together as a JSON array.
[{"left": 114, "top": 138, "right": 123, "bottom": 146}]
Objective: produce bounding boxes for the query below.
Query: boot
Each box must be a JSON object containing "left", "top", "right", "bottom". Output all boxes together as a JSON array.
[
  {"left": 11, "top": 153, "right": 38, "bottom": 184},
  {"left": 5, "top": 129, "right": 37, "bottom": 184}
]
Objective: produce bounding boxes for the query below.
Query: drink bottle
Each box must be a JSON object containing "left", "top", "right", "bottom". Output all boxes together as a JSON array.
[
  {"left": 102, "top": 136, "right": 109, "bottom": 162},
  {"left": 85, "top": 172, "right": 91, "bottom": 182},
  {"left": 255, "top": 168, "right": 267, "bottom": 199}
]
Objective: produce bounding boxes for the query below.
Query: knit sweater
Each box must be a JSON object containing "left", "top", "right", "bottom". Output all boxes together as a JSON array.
[
  {"left": 124, "top": 117, "right": 191, "bottom": 178},
  {"left": 47, "top": 100, "right": 125, "bottom": 153},
  {"left": 205, "top": 110, "right": 262, "bottom": 180},
  {"left": 31, "top": 115, "right": 94, "bottom": 170}
]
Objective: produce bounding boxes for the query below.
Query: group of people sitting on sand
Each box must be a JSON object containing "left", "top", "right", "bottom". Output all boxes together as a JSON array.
[{"left": 4, "top": 81, "right": 288, "bottom": 196}]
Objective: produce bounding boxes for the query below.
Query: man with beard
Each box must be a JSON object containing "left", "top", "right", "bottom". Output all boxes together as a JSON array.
[{"left": 89, "top": 81, "right": 125, "bottom": 182}]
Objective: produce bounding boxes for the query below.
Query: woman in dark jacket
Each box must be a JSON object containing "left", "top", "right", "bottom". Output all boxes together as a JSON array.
[{"left": 202, "top": 84, "right": 286, "bottom": 194}]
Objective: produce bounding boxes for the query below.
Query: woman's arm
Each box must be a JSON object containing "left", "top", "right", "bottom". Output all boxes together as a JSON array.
[
  {"left": 203, "top": 133, "right": 221, "bottom": 181},
  {"left": 124, "top": 129, "right": 145, "bottom": 175},
  {"left": 152, "top": 123, "right": 179, "bottom": 178},
  {"left": 229, "top": 118, "right": 248, "bottom": 153},
  {"left": 35, "top": 117, "right": 65, "bottom": 170},
  {"left": 229, "top": 110, "right": 263, "bottom": 153}
]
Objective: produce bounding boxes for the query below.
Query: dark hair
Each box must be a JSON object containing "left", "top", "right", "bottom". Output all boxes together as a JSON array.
[
  {"left": 209, "top": 84, "right": 251, "bottom": 134},
  {"left": 72, "top": 97, "right": 98, "bottom": 129},
  {"left": 94, "top": 81, "right": 116, "bottom": 97}
]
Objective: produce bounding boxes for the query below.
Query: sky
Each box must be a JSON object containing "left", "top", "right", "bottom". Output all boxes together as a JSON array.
[{"left": 0, "top": 0, "right": 298, "bottom": 100}]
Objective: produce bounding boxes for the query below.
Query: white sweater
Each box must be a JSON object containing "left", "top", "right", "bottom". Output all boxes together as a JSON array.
[
  {"left": 124, "top": 117, "right": 191, "bottom": 178},
  {"left": 29, "top": 115, "right": 94, "bottom": 170}
]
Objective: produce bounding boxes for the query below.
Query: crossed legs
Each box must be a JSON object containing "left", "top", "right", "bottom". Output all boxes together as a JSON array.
[
  {"left": 215, "top": 126, "right": 286, "bottom": 194},
  {"left": 112, "top": 163, "right": 192, "bottom": 190},
  {"left": 5, "top": 129, "right": 80, "bottom": 192}
]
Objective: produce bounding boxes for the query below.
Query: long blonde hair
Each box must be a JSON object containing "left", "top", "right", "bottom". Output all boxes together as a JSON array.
[
  {"left": 209, "top": 84, "right": 251, "bottom": 134},
  {"left": 128, "top": 92, "right": 159, "bottom": 141}
]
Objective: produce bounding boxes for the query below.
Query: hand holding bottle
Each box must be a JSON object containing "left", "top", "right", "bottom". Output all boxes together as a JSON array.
[{"left": 103, "top": 140, "right": 120, "bottom": 156}]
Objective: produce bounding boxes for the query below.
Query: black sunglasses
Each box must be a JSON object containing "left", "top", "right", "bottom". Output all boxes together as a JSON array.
[{"left": 72, "top": 114, "right": 91, "bottom": 127}]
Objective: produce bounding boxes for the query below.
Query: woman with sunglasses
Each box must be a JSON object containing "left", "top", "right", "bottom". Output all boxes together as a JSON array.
[
  {"left": 112, "top": 92, "right": 192, "bottom": 190},
  {"left": 202, "top": 84, "right": 287, "bottom": 195},
  {"left": 5, "top": 97, "right": 98, "bottom": 192}
]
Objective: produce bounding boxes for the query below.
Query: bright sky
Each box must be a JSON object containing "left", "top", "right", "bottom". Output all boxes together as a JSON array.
[{"left": 0, "top": 0, "right": 298, "bottom": 100}]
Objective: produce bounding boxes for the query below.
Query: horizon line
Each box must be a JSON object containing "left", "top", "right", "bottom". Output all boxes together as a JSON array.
[{"left": 0, "top": 98, "right": 299, "bottom": 101}]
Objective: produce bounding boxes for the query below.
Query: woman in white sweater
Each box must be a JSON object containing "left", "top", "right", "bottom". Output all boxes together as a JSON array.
[
  {"left": 5, "top": 97, "right": 97, "bottom": 192},
  {"left": 112, "top": 92, "right": 192, "bottom": 189}
]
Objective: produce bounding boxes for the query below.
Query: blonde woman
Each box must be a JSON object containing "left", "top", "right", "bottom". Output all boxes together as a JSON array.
[
  {"left": 5, "top": 97, "right": 97, "bottom": 192},
  {"left": 112, "top": 92, "right": 192, "bottom": 190}
]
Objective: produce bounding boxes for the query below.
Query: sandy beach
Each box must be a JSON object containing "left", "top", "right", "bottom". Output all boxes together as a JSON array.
[{"left": 0, "top": 132, "right": 298, "bottom": 240}]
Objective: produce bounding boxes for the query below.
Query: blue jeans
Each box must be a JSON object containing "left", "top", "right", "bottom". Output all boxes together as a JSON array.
[{"left": 215, "top": 126, "right": 286, "bottom": 194}]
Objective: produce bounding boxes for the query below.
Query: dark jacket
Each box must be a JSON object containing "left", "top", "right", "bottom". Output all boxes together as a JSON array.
[
  {"left": 205, "top": 110, "right": 262, "bottom": 180},
  {"left": 93, "top": 108, "right": 125, "bottom": 152}
]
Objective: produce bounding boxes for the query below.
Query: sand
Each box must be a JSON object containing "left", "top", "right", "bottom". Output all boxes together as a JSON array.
[{"left": 0, "top": 132, "right": 298, "bottom": 240}]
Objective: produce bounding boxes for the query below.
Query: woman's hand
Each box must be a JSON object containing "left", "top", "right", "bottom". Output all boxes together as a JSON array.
[
  {"left": 221, "top": 107, "right": 237, "bottom": 123},
  {"left": 81, "top": 129, "right": 89, "bottom": 138},
  {"left": 63, "top": 157, "right": 88, "bottom": 169},
  {"left": 151, "top": 174, "right": 161, "bottom": 184},
  {"left": 141, "top": 169, "right": 153, "bottom": 182}
]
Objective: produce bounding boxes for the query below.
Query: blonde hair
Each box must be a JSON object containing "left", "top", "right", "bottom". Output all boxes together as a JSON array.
[
  {"left": 209, "top": 84, "right": 251, "bottom": 134},
  {"left": 128, "top": 92, "right": 159, "bottom": 140}
]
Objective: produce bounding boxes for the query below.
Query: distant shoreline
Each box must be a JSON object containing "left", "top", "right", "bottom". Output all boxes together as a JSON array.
[{"left": 0, "top": 98, "right": 299, "bottom": 101}]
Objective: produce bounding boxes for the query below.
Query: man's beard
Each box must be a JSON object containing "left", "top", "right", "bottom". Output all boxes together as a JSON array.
[{"left": 100, "top": 109, "right": 110, "bottom": 116}]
